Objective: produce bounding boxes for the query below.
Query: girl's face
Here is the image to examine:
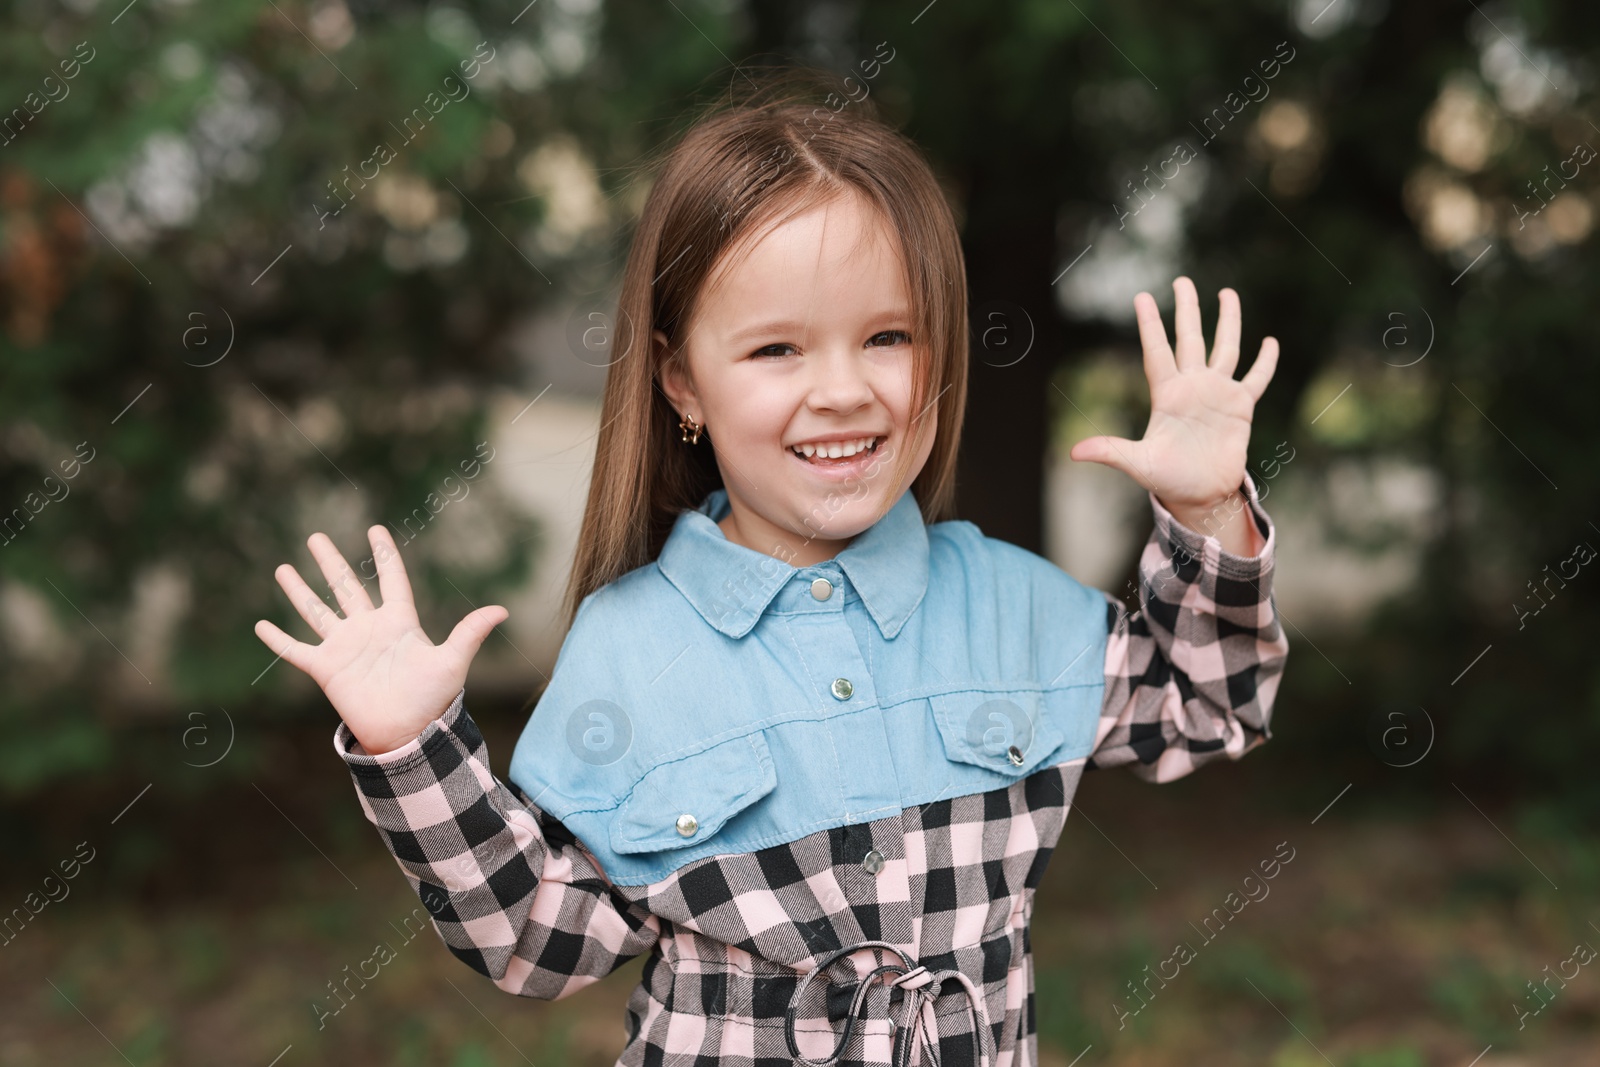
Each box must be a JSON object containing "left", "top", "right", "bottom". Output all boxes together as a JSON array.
[{"left": 658, "top": 190, "right": 936, "bottom": 567}]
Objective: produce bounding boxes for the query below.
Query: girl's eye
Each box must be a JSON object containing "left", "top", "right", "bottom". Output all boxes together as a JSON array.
[{"left": 751, "top": 331, "right": 909, "bottom": 358}]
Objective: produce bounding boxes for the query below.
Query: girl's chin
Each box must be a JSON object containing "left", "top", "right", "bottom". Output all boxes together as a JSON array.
[{"left": 781, "top": 495, "right": 889, "bottom": 541}]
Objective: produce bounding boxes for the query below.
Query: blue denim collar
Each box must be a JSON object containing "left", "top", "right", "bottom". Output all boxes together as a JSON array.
[{"left": 656, "top": 486, "right": 929, "bottom": 641}]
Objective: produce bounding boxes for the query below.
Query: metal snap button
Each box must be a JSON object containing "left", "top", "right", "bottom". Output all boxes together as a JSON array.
[
  {"left": 675, "top": 813, "right": 698, "bottom": 837},
  {"left": 810, "top": 577, "right": 833, "bottom": 601},
  {"left": 862, "top": 848, "right": 885, "bottom": 874},
  {"left": 831, "top": 678, "right": 853, "bottom": 700},
  {"left": 1007, "top": 744, "right": 1025, "bottom": 766}
]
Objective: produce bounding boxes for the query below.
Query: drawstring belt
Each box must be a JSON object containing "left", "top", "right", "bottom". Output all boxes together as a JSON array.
[{"left": 783, "top": 939, "right": 996, "bottom": 1067}]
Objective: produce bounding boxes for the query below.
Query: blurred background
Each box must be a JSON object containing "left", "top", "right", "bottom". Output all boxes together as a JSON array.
[{"left": 1, "top": 0, "right": 1597, "bottom": 1064}]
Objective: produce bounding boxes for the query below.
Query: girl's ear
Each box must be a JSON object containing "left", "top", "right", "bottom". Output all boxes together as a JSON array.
[{"left": 655, "top": 329, "right": 698, "bottom": 417}]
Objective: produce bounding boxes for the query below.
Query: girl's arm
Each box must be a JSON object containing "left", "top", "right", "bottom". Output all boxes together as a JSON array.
[
  {"left": 335, "top": 689, "right": 663, "bottom": 998},
  {"left": 1088, "top": 473, "right": 1288, "bottom": 781},
  {"left": 256, "top": 524, "right": 659, "bottom": 994},
  {"left": 1068, "top": 277, "right": 1288, "bottom": 781}
]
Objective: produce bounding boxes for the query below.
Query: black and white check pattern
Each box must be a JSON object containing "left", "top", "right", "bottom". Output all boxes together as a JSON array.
[{"left": 336, "top": 484, "right": 1287, "bottom": 1064}]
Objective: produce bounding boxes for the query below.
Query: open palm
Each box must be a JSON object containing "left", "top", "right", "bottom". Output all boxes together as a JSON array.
[
  {"left": 254, "top": 526, "right": 508, "bottom": 755},
  {"left": 1070, "top": 276, "right": 1278, "bottom": 512}
]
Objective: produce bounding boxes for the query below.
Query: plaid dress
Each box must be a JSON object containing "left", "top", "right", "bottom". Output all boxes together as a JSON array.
[{"left": 336, "top": 481, "right": 1288, "bottom": 1065}]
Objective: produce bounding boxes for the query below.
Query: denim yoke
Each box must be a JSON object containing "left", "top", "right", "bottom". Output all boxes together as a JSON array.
[{"left": 506, "top": 487, "right": 1110, "bottom": 889}]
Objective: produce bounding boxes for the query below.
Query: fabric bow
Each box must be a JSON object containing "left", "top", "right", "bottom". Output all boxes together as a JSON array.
[{"left": 785, "top": 938, "right": 996, "bottom": 1067}]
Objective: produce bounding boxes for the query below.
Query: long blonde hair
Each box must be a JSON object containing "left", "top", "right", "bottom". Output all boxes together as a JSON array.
[{"left": 561, "top": 65, "right": 970, "bottom": 630}]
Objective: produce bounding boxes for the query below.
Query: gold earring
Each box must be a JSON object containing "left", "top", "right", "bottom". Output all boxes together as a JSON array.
[{"left": 678, "top": 413, "right": 703, "bottom": 444}]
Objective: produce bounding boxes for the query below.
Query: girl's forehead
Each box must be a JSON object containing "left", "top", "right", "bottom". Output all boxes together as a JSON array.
[{"left": 695, "top": 196, "right": 911, "bottom": 331}]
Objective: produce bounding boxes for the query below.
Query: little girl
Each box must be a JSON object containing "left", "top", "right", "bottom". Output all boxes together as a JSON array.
[{"left": 256, "top": 73, "right": 1288, "bottom": 1066}]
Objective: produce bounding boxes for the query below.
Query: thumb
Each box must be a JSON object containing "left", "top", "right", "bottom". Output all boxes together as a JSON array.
[
  {"left": 1069, "top": 435, "right": 1142, "bottom": 477},
  {"left": 443, "top": 605, "right": 510, "bottom": 662}
]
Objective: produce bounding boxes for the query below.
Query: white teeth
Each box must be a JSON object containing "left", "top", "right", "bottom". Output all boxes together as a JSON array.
[{"left": 792, "top": 436, "right": 881, "bottom": 460}]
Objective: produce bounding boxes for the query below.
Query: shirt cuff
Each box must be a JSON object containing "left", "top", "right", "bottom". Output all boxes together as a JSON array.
[
  {"left": 1148, "top": 471, "right": 1276, "bottom": 580},
  {"left": 332, "top": 687, "right": 468, "bottom": 770}
]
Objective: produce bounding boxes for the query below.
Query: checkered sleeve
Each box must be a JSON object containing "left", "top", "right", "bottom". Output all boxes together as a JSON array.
[
  {"left": 333, "top": 688, "right": 663, "bottom": 999},
  {"left": 1088, "top": 472, "right": 1289, "bottom": 783}
]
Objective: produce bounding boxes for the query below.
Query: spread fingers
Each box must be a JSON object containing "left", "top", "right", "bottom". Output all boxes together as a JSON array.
[
  {"left": 307, "top": 532, "right": 376, "bottom": 616},
  {"left": 273, "top": 562, "right": 340, "bottom": 638},
  {"left": 253, "top": 618, "right": 320, "bottom": 675}
]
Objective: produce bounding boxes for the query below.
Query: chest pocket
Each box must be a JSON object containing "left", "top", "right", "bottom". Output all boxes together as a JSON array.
[
  {"left": 610, "top": 730, "right": 777, "bottom": 856},
  {"left": 929, "top": 686, "right": 1101, "bottom": 778}
]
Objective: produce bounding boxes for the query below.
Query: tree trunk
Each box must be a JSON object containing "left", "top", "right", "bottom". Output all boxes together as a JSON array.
[{"left": 956, "top": 151, "right": 1072, "bottom": 552}]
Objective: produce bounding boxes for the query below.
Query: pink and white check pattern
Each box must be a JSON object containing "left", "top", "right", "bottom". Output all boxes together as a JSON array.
[{"left": 335, "top": 487, "right": 1288, "bottom": 1065}]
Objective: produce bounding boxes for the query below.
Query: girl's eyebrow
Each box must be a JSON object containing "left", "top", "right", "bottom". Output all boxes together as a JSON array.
[
  {"left": 726, "top": 310, "right": 914, "bottom": 344},
  {"left": 727, "top": 318, "right": 808, "bottom": 343}
]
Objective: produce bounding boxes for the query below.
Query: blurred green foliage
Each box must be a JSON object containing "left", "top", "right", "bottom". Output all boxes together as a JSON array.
[
  {"left": 0, "top": 0, "right": 1596, "bottom": 826},
  {"left": 1429, "top": 951, "right": 1517, "bottom": 1047},
  {"left": 1345, "top": 1048, "right": 1427, "bottom": 1067}
]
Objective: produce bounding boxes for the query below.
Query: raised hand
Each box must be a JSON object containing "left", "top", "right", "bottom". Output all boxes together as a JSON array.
[
  {"left": 254, "top": 526, "right": 509, "bottom": 755},
  {"left": 1069, "top": 277, "right": 1278, "bottom": 546}
]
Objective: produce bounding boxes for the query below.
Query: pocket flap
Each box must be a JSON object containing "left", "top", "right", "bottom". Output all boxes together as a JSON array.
[
  {"left": 929, "top": 689, "right": 1077, "bottom": 777},
  {"left": 611, "top": 731, "right": 776, "bottom": 855}
]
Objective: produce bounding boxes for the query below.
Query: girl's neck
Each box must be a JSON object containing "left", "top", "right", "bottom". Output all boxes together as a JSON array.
[{"left": 716, "top": 512, "right": 855, "bottom": 567}]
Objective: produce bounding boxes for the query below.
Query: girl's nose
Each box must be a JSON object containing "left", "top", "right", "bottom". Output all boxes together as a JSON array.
[{"left": 804, "top": 345, "right": 875, "bottom": 414}]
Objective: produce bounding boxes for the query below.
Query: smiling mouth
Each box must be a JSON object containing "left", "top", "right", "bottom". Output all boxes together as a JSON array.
[{"left": 789, "top": 435, "right": 886, "bottom": 465}]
